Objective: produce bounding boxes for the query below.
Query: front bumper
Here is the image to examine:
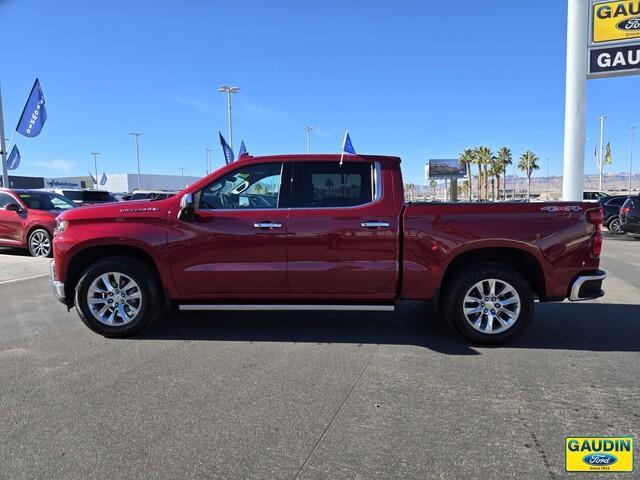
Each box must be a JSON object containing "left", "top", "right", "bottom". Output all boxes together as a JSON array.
[
  {"left": 49, "top": 261, "right": 66, "bottom": 304},
  {"left": 569, "top": 270, "right": 606, "bottom": 301}
]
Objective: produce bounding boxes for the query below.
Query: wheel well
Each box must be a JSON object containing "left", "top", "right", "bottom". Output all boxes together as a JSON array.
[
  {"left": 26, "top": 225, "right": 51, "bottom": 242},
  {"left": 64, "top": 245, "right": 163, "bottom": 307},
  {"left": 439, "top": 248, "right": 545, "bottom": 304}
]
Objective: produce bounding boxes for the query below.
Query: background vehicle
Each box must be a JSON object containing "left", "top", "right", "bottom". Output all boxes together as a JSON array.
[
  {"left": 128, "top": 190, "right": 177, "bottom": 201},
  {"left": 583, "top": 190, "right": 609, "bottom": 201},
  {"left": 41, "top": 188, "right": 117, "bottom": 205},
  {"left": 51, "top": 154, "right": 605, "bottom": 344},
  {"left": 620, "top": 196, "right": 640, "bottom": 234},
  {"left": 0, "top": 188, "right": 76, "bottom": 257},
  {"left": 599, "top": 195, "right": 629, "bottom": 234}
]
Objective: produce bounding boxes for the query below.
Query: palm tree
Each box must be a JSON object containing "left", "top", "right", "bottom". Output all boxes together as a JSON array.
[
  {"left": 496, "top": 147, "right": 512, "bottom": 200},
  {"left": 470, "top": 147, "right": 483, "bottom": 200},
  {"left": 429, "top": 179, "right": 438, "bottom": 198},
  {"left": 405, "top": 182, "right": 415, "bottom": 201},
  {"left": 475, "top": 146, "right": 493, "bottom": 200},
  {"left": 518, "top": 150, "right": 540, "bottom": 199},
  {"left": 458, "top": 148, "right": 475, "bottom": 200},
  {"left": 488, "top": 157, "right": 503, "bottom": 201}
]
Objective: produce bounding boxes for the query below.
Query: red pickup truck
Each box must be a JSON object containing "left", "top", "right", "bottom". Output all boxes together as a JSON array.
[{"left": 50, "top": 154, "right": 606, "bottom": 344}]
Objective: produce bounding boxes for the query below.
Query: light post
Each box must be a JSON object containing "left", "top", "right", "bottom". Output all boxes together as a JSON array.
[
  {"left": 598, "top": 115, "right": 607, "bottom": 192},
  {"left": 630, "top": 126, "right": 635, "bottom": 194},
  {"left": 91, "top": 152, "right": 100, "bottom": 189},
  {"left": 129, "top": 132, "right": 143, "bottom": 191},
  {"left": 179, "top": 167, "right": 184, "bottom": 189},
  {"left": 206, "top": 148, "right": 213, "bottom": 175},
  {"left": 0, "top": 85, "right": 8, "bottom": 188},
  {"left": 303, "top": 126, "right": 315, "bottom": 154},
  {"left": 217, "top": 86, "right": 240, "bottom": 150}
]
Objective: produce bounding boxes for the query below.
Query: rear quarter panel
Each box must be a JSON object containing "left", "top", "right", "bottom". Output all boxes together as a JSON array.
[{"left": 402, "top": 202, "right": 601, "bottom": 300}]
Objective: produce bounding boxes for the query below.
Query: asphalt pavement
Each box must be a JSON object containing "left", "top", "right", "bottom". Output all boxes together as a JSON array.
[{"left": 0, "top": 235, "right": 638, "bottom": 479}]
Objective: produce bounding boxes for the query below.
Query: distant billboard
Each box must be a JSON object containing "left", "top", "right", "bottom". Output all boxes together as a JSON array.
[{"left": 426, "top": 159, "right": 466, "bottom": 179}]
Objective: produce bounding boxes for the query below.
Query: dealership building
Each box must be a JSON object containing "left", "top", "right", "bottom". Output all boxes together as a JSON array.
[{"left": 1, "top": 172, "right": 203, "bottom": 193}]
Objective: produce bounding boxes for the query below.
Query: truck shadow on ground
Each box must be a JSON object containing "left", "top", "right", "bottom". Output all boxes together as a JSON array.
[{"left": 139, "top": 302, "right": 640, "bottom": 355}]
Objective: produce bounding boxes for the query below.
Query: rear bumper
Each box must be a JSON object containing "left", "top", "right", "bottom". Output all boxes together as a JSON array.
[
  {"left": 621, "top": 222, "right": 640, "bottom": 233},
  {"left": 569, "top": 270, "right": 606, "bottom": 301},
  {"left": 49, "top": 261, "right": 66, "bottom": 304}
]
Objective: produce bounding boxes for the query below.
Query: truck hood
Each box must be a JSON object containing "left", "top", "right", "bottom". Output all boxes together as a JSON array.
[{"left": 58, "top": 199, "right": 172, "bottom": 222}]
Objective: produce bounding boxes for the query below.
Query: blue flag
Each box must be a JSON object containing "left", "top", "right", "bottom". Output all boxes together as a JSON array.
[
  {"left": 89, "top": 171, "right": 97, "bottom": 185},
  {"left": 7, "top": 145, "right": 21, "bottom": 170},
  {"left": 238, "top": 140, "right": 248, "bottom": 158},
  {"left": 100, "top": 173, "right": 107, "bottom": 186},
  {"left": 342, "top": 132, "right": 356, "bottom": 155},
  {"left": 219, "top": 132, "right": 234, "bottom": 164},
  {"left": 16, "top": 79, "right": 48, "bottom": 138}
]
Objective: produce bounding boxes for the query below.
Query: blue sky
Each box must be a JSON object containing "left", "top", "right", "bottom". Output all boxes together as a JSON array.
[{"left": 1, "top": 0, "right": 639, "bottom": 184}]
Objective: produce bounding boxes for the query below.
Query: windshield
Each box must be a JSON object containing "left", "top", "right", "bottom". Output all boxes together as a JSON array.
[{"left": 18, "top": 191, "right": 76, "bottom": 211}]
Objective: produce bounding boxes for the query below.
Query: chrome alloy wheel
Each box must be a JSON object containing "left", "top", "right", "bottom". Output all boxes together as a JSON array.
[
  {"left": 463, "top": 278, "right": 521, "bottom": 334},
  {"left": 87, "top": 272, "right": 142, "bottom": 326},
  {"left": 29, "top": 231, "right": 51, "bottom": 257},
  {"left": 609, "top": 217, "right": 623, "bottom": 234}
]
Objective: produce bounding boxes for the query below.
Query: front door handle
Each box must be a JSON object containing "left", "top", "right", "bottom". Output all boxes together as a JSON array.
[
  {"left": 254, "top": 222, "right": 282, "bottom": 229},
  {"left": 361, "top": 221, "right": 390, "bottom": 229}
]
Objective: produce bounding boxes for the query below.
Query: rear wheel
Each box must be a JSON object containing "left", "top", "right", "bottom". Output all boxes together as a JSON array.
[
  {"left": 28, "top": 228, "right": 52, "bottom": 257},
  {"left": 74, "top": 256, "right": 162, "bottom": 337},
  {"left": 443, "top": 263, "right": 534, "bottom": 344},
  {"left": 607, "top": 216, "right": 625, "bottom": 234}
]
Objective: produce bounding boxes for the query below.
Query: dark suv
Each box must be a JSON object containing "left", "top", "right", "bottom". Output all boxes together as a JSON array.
[
  {"left": 620, "top": 196, "right": 640, "bottom": 234},
  {"left": 599, "top": 195, "right": 629, "bottom": 234}
]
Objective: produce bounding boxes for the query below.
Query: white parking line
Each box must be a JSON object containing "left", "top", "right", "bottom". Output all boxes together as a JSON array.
[{"left": 0, "top": 273, "right": 49, "bottom": 286}]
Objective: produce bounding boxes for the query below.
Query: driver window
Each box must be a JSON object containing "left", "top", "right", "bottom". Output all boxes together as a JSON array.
[{"left": 199, "top": 163, "right": 282, "bottom": 209}]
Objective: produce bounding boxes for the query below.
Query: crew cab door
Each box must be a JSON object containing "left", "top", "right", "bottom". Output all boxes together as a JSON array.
[
  {"left": 286, "top": 160, "right": 399, "bottom": 297},
  {"left": 169, "top": 162, "right": 290, "bottom": 297},
  {"left": 0, "top": 192, "right": 25, "bottom": 246}
]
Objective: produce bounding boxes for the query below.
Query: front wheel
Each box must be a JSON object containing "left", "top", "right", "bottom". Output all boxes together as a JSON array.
[
  {"left": 443, "top": 263, "right": 534, "bottom": 345},
  {"left": 74, "top": 256, "right": 162, "bottom": 337},
  {"left": 607, "top": 216, "right": 625, "bottom": 235},
  {"left": 28, "top": 228, "right": 52, "bottom": 257}
]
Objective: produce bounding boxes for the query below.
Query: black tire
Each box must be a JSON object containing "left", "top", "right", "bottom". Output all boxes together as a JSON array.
[
  {"left": 74, "top": 256, "right": 162, "bottom": 337},
  {"left": 607, "top": 216, "right": 625, "bottom": 235},
  {"left": 443, "top": 262, "right": 534, "bottom": 345},
  {"left": 27, "top": 228, "right": 52, "bottom": 257}
]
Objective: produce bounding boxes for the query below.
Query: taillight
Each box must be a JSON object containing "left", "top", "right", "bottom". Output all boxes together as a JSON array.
[
  {"left": 620, "top": 206, "right": 630, "bottom": 215},
  {"left": 587, "top": 207, "right": 603, "bottom": 257}
]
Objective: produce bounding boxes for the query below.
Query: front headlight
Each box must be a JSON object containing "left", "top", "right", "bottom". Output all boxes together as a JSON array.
[{"left": 54, "top": 219, "right": 68, "bottom": 234}]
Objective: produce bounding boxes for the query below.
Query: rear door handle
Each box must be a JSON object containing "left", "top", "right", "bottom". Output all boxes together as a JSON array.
[
  {"left": 254, "top": 222, "right": 282, "bottom": 229},
  {"left": 361, "top": 221, "right": 390, "bottom": 229}
]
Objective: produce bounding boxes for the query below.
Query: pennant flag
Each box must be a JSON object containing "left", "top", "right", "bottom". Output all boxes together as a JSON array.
[
  {"left": 100, "top": 172, "right": 107, "bottom": 186},
  {"left": 219, "top": 131, "right": 234, "bottom": 164},
  {"left": 89, "top": 171, "right": 97, "bottom": 185},
  {"left": 16, "top": 79, "right": 48, "bottom": 138},
  {"left": 342, "top": 131, "right": 356, "bottom": 155},
  {"left": 238, "top": 140, "right": 249, "bottom": 158},
  {"left": 604, "top": 142, "right": 612, "bottom": 165},
  {"left": 7, "top": 145, "right": 21, "bottom": 170}
]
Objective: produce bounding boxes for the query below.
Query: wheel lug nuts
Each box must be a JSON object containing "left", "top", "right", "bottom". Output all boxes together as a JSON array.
[
  {"left": 483, "top": 309, "right": 488, "bottom": 313},
  {"left": 491, "top": 309, "right": 495, "bottom": 314},
  {"left": 481, "top": 302, "right": 485, "bottom": 306}
]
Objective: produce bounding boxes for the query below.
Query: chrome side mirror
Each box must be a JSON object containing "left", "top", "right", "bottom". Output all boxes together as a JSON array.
[{"left": 178, "top": 193, "right": 194, "bottom": 221}]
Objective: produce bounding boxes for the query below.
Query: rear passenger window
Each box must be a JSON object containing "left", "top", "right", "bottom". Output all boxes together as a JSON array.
[{"left": 292, "top": 162, "right": 373, "bottom": 208}]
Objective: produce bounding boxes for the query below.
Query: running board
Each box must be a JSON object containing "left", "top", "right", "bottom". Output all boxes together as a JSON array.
[{"left": 178, "top": 304, "right": 395, "bottom": 312}]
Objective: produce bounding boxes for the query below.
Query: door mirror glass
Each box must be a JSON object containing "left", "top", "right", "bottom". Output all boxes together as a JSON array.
[
  {"left": 5, "top": 203, "right": 23, "bottom": 213},
  {"left": 178, "top": 193, "right": 194, "bottom": 221}
]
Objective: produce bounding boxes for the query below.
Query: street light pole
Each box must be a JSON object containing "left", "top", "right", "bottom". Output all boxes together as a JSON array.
[
  {"left": 0, "top": 84, "right": 9, "bottom": 188},
  {"left": 303, "top": 126, "right": 315, "bottom": 154},
  {"left": 179, "top": 167, "right": 184, "bottom": 189},
  {"left": 129, "top": 132, "right": 143, "bottom": 191},
  {"left": 91, "top": 152, "right": 100, "bottom": 190},
  {"left": 598, "top": 115, "right": 607, "bottom": 192},
  {"left": 218, "top": 86, "right": 240, "bottom": 150},
  {"left": 206, "top": 148, "right": 213, "bottom": 175}
]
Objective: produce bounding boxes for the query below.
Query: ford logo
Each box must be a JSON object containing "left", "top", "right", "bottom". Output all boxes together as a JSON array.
[
  {"left": 617, "top": 17, "right": 640, "bottom": 30},
  {"left": 583, "top": 453, "right": 618, "bottom": 466}
]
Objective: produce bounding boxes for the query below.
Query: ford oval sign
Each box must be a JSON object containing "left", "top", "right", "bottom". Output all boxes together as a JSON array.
[
  {"left": 582, "top": 453, "right": 618, "bottom": 466},
  {"left": 616, "top": 17, "right": 640, "bottom": 31}
]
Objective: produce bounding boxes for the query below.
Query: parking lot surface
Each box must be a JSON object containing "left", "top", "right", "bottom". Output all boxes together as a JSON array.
[{"left": 0, "top": 235, "right": 638, "bottom": 479}]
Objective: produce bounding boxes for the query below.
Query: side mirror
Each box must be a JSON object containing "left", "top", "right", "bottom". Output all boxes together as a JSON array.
[
  {"left": 178, "top": 193, "right": 194, "bottom": 221},
  {"left": 5, "top": 203, "right": 23, "bottom": 213}
]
